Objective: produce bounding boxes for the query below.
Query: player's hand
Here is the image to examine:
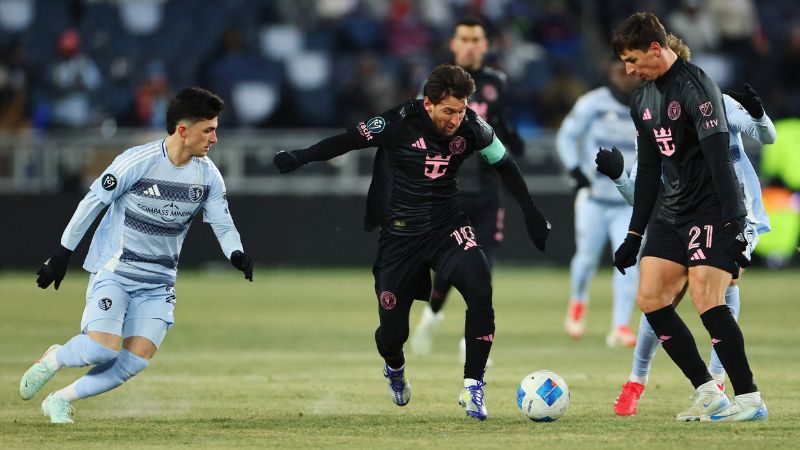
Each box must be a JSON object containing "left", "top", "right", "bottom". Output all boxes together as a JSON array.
[
  {"left": 613, "top": 233, "right": 642, "bottom": 275},
  {"left": 36, "top": 245, "right": 73, "bottom": 290},
  {"left": 726, "top": 83, "right": 764, "bottom": 119},
  {"left": 230, "top": 250, "right": 254, "bottom": 281},
  {"left": 595, "top": 146, "right": 624, "bottom": 180},
  {"left": 569, "top": 168, "right": 590, "bottom": 192},
  {"left": 525, "top": 211, "right": 551, "bottom": 252},
  {"left": 273, "top": 150, "right": 302, "bottom": 174},
  {"left": 722, "top": 220, "right": 750, "bottom": 268}
]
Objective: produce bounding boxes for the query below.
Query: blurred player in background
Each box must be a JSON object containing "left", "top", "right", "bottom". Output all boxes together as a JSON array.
[
  {"left": 556, "top": 58, "right": 641, "bottom": 347},
  {"left": 409, "top": 17, "right": 525, "bottom": 361},
  {"left": 274, "top": 64, "right": 550, "bottom": 421},
  {"left": 596, "top": 34, "right": 776, "bottom": 416},
  {"left": 611, "top": 12, "right": 767, "bottom": 422},
  {"left": 20, "top": 87, "right": 253, "bottom": 424}
]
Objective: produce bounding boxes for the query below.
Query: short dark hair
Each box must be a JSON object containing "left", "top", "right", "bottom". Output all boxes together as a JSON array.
[
  {"left": 454, "top": 16, "right": 486, "bottom": 33},
  {"left": 422, "top": 64, "right": 476, "bottom": 104},
  {"left": 166, "top": 87, "right": 224, "bottom": 134},
  {"left": 611, "top": 12, "right": 668, "bottom": 55}
]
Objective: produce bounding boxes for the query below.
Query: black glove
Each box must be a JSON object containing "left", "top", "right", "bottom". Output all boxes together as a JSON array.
[
  {"left": 230, "top": 250, "right": 254, "bottom": 281},
  {"left": 274, "top": 150, "right": 303, "bottom": 174},
  {"left": 613, "top": 233, "right": 642, "bottom": 275},
  {"left": 595, "top": 146, "right": 624, "bottom": 180},
  {"left": 569, "top": 167, "right": 590, "bottom": 192},
  {"left": 722, "top": 220, "right": 750, "bottom": 268},
  {"left": 726, "top": 83, "right": 764, "bottom": 119},
  {"left": 525, "top": 210, "right": 551, "bottom": 252},
  {"left": 36, "top": 245, "right": 73, "bottom": 290}
]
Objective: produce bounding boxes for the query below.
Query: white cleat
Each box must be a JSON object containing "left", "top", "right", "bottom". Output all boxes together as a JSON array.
[
  {"left": 410, "top": 306, "right": 444, "bottom": 355},
  {"left": 701, "top": 392, "right": 768, "bottom": 422},
  {"left": 459, "top": 378, "right": 488, "bottom": 421},
  {"left": 41, "top": 393, "right": 74, "bottom": 424},
  {"left": 383, "top": 364, "right": 411, "bottom": 406},
  {"left": 20, "top": 345, "right": 61, "bottom": 400},
  {"left": 606, "top": 325, "right": 637, "bottom": 348},
  {"left": 564, "top": 301, "right": 587, "bottom": 339},
  {"left": 676, "top": 380, "right": 730, "bottom": 422}
]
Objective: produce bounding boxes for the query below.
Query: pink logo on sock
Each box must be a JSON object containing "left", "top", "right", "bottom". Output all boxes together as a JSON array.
[
  {"left": 476, "top": 334, "right": 494, "bottom": 342},
  {"left": 711, "top": 338, "right": 722, "bottom": 345},
  {"left": 658, "top": 335, "right": 672, "bottom": 343}
]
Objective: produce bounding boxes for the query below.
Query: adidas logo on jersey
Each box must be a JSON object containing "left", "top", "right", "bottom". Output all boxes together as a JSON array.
[
  {"left": 144, "top": 184, "right": 161, "bottom": 197},
  {"left": 411, "top": 137, "right": 427, "bottom": 150},
  {"left": 642, "top": 108, "right": 652, "bottom": 120},
  {"left": 690, "top": 249, "right": 707, "bottom": 261}
]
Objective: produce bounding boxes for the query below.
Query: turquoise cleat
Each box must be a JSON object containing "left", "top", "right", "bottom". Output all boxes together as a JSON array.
[
  {"left": 20, "top": 345, "right": 61, "bottom": 400},
  {"left": 41, "top": 393, "right": 74, "bottom": 424}
]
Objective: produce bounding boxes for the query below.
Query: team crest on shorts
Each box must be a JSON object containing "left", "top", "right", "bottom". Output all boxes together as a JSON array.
[
  {"left": 449, "top": 136, "right": 466, "bottom": 155},
  {"left": 98, "top": 297, "right": 113, "bottom": 311},
  {"left": 380, "top": 291, "right": 397, "bottom": 310},
  {"left": 188, "top": 185, "right": 204, "bottom": 202}
]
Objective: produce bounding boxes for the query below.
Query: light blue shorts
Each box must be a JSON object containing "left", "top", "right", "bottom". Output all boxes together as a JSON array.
[{"left": 80, "top": 269, "right": 175, "bottom": 348}]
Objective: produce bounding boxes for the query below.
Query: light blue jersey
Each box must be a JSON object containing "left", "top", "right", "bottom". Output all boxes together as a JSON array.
[
  {"left": 616, "top": 94, "right": 775, "bottom": 235},
  {"left": 557, "top": 86, "right": 637, "bottom": 202},
  {"left": 61, "top": 139, "right": 242, "bottom": 285}
]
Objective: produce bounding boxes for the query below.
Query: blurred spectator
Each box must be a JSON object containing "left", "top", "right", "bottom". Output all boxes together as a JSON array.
[
  {"left": 385, "top": 0, "right": 432, "bottom": 58},
  {"left": 118, "top": 0, "right": 165, "bottom": 35},
  {"left": 538, "top": 62, "right": 588, "bottom": 129},
  {"left": 667, "top": 0, "right": 720, "bottom": 54},
  {"left": 0, "top": 40, "right": 32, "bottom": 129},
  {"left": 341, "top": 54, "right": 398, "bottom": 124},
  {"left": 0, "top": 0, "right": 34, "bottom": 33},
  {"left": 708, "top": 0, "right": 759, "bottom": 55},
  {"left": 777, "top": 23, "right": 800, "bottom": 117},
  {"left": 134, "top": 60, "right": 170, "bottom": 129},
  {"left": 48, "top": 29, "right": 103, "bottom": 128}
]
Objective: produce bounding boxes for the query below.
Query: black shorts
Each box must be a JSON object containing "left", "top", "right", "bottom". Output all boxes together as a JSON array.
[
  {"left": 642, "top": 216, "right": 740, "bottom": 278},
  {"left": 460, "top": 193, "right": 503, "bottom": 261},
  {"left": 373, "top": 217, "right": 484, "bottom": 308}
]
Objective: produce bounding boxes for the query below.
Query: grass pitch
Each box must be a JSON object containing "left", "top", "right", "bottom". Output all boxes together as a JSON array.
[{"left": 1, "top": 267, "right": 798, "bottom": 449}]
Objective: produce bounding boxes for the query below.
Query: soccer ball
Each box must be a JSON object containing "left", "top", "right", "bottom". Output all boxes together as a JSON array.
[{"left": 517, "top": 370, "right": 570, "bottom": 422}]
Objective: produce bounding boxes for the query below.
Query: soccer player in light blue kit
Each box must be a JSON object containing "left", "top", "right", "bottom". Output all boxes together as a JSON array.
[
  {"left": 597, "top": 33, "right": 776, "bottom": 416},
  {"left": 557, "top": 59, "right": 641, "bottom": 346},
  {"left": 19, "top": 87, "right": 254, "bottom": 424}
]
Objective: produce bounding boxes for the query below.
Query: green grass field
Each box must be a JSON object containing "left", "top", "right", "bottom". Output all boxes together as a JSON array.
[{"left": 1, "top": 267, "right": 798, "bottom": 449}]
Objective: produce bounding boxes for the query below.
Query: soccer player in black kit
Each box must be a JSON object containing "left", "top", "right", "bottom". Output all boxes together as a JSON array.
[
  {"left": 409, "top": 17, "right": 525, "bottom": 361},
  {"left": 273, "top": 64, "right": 550, "bottom": 421},
  {"left": 611, "top": 12, "right": 767, "bottom": 422}
]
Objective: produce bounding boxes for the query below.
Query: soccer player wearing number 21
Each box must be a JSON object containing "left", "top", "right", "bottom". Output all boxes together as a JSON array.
[
  {"left": 274, "top": 64, "right": 550, "bottom": 421},
  {"left": 21, "top": 87, "right": 254, "bottom": 424},
  {"left": 610, "top": 13, "right": 767, "bottom": 422}
]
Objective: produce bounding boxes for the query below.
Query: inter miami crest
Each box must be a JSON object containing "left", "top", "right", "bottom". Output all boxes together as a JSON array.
[
  {"left": 188, "top": 185, "right": 205, "bottom": 202},
  {"left": 98, "top": 297, "right": 113, "bottom": 311}
]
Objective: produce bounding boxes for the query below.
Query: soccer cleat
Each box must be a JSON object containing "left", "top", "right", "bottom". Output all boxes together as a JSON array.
[
  {"left": 410, "top": 306, "right": 444, "bottom": 355},
  {"left": 701, "top": 392, "right": 768, "bottom": 422},
  {"left": 20, "top": 345, "right": 61, "bottom": 400},
  {"left": 564, "top": 301, "right": 587, "bottom": 339},
  {"left": 41, "top": 393, "right": 74, "bottom": 424},
  {"left": 459, "top": 378, "right": 488, "bottom": 421},
  {"left": 614, "top": 381, "right": 645, "bottom": 416},
  {"left": 383, "top": 364, "right": 411, "bottom": 406},
  {"left": 458, "top": 337, "right": 493, "bottom": 367},
  {"left": 606, "top": 325, "right": 637, "bottom": 348},
  {"left": 676, "top": 380, "right": 730, "bottom": 421}
]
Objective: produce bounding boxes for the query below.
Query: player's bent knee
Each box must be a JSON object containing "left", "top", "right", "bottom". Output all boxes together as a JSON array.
[{"left": 116, "top": 348, "right": 149, "bottom": 382}]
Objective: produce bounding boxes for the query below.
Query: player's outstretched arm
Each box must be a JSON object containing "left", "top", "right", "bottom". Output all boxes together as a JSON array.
[
  {"left": 595, "top": 146, "right": 635, "bottom": 206},
  {"left": 481, "top": 138, "right": 550, "bottom": 251},
  {"left": 37, "top": 191, "right": 106, "bottom": 290},
  {"left": 274, "top": 131, "right": 378, "bottom": 174},
  {"left": 724, "top": 85, "right": 777, "bottom": 145}
]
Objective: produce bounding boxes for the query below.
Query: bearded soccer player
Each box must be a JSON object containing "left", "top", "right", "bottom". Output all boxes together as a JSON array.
[
  {"left": 610, "top": 12, "right": 766, "bottom": 422},
  {"left": 409, "top": 16, "right": 525, "bottom": 361},
  {"left": 273, "top": 64, "right": 550, "bottom": 421},
  {"left": 20, "top": 87, "right": 253, "bottom": 424}
]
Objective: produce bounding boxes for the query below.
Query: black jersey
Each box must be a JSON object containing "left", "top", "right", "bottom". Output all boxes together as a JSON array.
[
  {"left": 357, "top": 99, "right": 497, "bottom": 235},
  {"left": 629, "top": 57, "right": 745, "bottom": 230},
  {"left": 459, "top": 66, "right": 522, "bottom": 196}
]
